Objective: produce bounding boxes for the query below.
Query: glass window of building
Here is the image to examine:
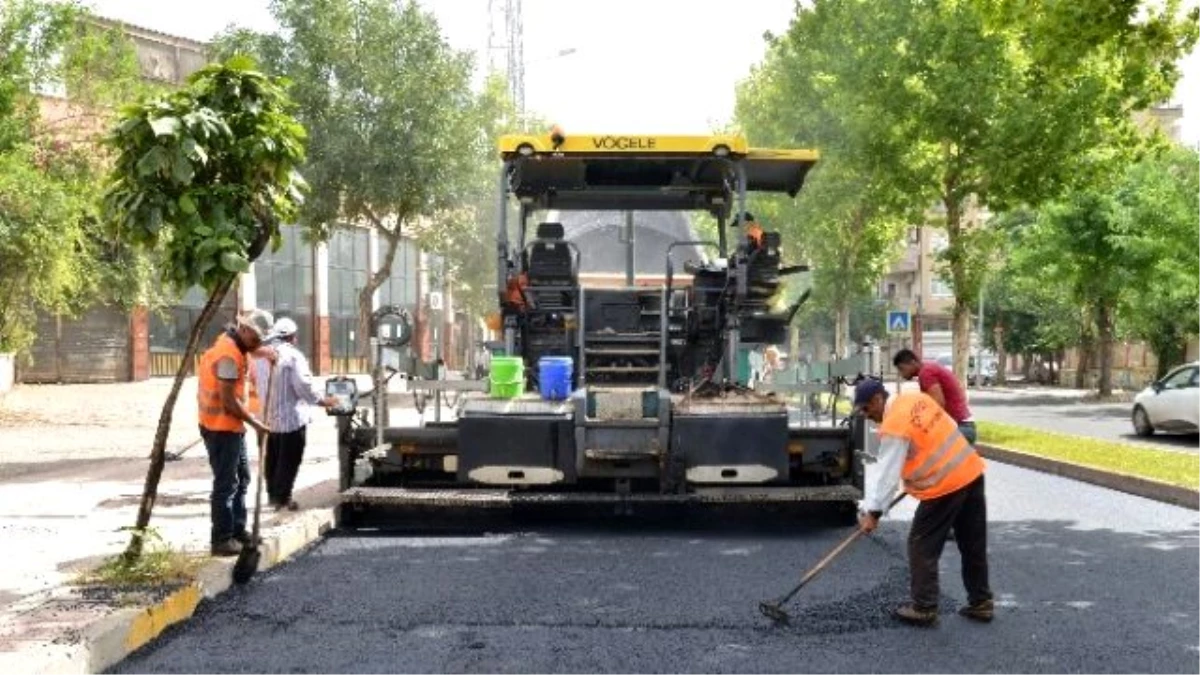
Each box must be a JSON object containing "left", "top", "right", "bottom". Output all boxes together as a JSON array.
[{"left": 255, "top": 226, "right": 315, "bottom": 360}]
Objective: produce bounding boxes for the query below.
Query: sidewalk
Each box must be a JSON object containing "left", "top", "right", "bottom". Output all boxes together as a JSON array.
[{"left": 0, "top": 375, "right": 425, "bottom": 672}]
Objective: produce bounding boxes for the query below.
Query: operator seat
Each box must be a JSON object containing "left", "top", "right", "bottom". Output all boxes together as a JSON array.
[
  {"left": 521, "top": 222, "right": 578, "bottom": 370},
  {"left": 527, "top": 221, "right": 575, "bottom": 287}
]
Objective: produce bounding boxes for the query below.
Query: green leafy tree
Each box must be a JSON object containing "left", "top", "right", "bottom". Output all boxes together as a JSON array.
[
  {"left": 0, "top": 148, "right": 88, "bottom": 351},
  {"left": 1116, "top": 146, "right": 1199, "bottom": 378},
  {"left": 758, "top": 0, "right": 1197, "bottom": 382},
  {"left": 1025, "top": 192, "right": 1130, "bottom": 394},
  {"left": 0, "top": 0, "right": 153, "bottom": 354},
  {"left": 444, "top": 74, "right": 555, "bottom": 325},
  {"left": 734, "top": 27, "right": 922, "bottom": 358},
  {"left": 213, "top": 0, "right": 484, "bottom": 358},
  {"left": 104, "top": 58, "right": 307, "bottom": 560},
  {"left": 987, "top": 147, "right": 1198, "bottom": 391}
]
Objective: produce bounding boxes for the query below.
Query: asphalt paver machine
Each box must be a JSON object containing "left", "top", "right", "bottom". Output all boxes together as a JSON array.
[{"left": 332, "top": 132, "right": 873, "bottom": 522}]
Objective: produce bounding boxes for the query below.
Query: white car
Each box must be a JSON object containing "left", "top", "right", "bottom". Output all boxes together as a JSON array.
[{"left": 1132, "top": 362, "right": 1199, "bottom": 436}]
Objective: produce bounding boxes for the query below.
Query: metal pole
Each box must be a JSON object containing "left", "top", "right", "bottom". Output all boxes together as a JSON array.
[
  {"left": 913, "top": 227, "right": 924, "bottom": 358},
  {"left": 436, "top": 326, "right": 446, "bottom": 420},
  {"left": 496, "top": 166, "right": 509, "bottom": 303},
  {"left": 577, "top": 286, "right": 586, "bottom": 386},
  {"left": 624, "top": 210, "right": 635, "bottom": 288},
  {"left": 373, "top": 337, "right": 384, "bottom": 449}
]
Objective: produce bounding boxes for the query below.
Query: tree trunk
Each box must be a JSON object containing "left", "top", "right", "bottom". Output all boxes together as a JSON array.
[
  {"left": 951, "top": 298, "right": 971, "bottom": 387},
  {"left": 1149, "top": 333, "right": 1183, "bottom": 380},
  {"left": 1075, "top": 314, "right": 1094, "bottom": 389},
  {"left": 1022, "top": 352, "right": 1033, "bottom": 380},
  {"left": 944, "top": 193, "right": 970, "bottom": 388},
  {"left": 833, "top": 301, "right": 850, "bottom": 359},
  {"left": 357, "top": 228, "right": 404, "bottom": 367},
  {"left": 1074, "top": 343, "right": 1091, "bottom": 390},
  {"left": 123, "top": 273, "right": 236, "bottom": 563},
  {"left": 1097, "top": 302, "right": 1114, "bottom": 397},
  {"left": 994, "top": 324, "right": 1007, "bottom": 384}
]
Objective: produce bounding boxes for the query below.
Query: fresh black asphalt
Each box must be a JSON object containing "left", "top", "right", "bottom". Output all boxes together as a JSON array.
[{"left": 114, "top": 461, "right": 1199, "bottom": 673}]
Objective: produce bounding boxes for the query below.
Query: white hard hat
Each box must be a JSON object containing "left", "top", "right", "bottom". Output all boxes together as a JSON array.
[{"left": 271, "top": 317, "right": 298, "bottom": 339}]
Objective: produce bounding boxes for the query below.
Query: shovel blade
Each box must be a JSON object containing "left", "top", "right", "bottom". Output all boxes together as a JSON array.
[
  {"left": 232, "top": 547, "right": 261, "bottom": 584},
  {"left": 759, "top": 601, "right": 791, "bottom": 625}
]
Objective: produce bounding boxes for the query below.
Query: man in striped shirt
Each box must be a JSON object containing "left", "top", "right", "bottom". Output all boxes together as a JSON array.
[{"left": 254, "top": 318, "right": 337, "bottom": 511}]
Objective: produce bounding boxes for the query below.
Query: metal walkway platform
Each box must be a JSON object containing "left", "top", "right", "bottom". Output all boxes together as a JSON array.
[{"left": 341, "top": 485, "right": 862, "bottom": 508}]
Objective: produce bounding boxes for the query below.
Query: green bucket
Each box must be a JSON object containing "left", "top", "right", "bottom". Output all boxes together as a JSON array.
[{"left": 489, "top": 356, "right": 525, "bottom": 399}]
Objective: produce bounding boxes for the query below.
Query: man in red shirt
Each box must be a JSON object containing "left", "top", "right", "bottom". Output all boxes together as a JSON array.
[{"left": 893, "top": 349, "right": 976, "bottom": 444}]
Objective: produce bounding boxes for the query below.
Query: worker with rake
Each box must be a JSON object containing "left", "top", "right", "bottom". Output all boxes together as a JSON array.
[{"left": 854, "top": 379, "right": 994, "bottom": 626}]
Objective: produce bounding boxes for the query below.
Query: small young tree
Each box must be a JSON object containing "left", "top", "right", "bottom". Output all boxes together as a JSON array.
[{"left": 103, "top": 57, "right": 306, "bottom": 560}]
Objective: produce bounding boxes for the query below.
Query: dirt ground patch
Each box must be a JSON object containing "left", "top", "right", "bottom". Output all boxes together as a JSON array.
[{"left": 0, "top": 378, "right": 200, "bottom": 465}]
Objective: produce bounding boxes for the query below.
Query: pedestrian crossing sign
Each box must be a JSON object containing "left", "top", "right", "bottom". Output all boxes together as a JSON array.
[{"left": 887, "top": 310, "right": 911, "bottom": 334}]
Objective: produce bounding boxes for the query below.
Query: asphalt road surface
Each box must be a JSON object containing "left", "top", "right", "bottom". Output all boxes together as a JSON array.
[
  {"left": 115, "top": 463, "right": 1198, "bottom": 674},
  {"left": 970, "top": 389, "right": 1200, "bottom": 452}
]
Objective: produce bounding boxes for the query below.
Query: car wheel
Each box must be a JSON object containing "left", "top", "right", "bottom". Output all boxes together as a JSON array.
[{"left": 1133, "top": 405, "right": 1155, "bottom": 437}]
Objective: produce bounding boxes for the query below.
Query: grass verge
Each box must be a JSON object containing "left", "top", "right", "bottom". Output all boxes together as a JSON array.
[
  {"left": 76, "top": 527, "right": 204, "bottom": 588},
  {"left": 977, "top": 421, "right": 1200, "bottom": 490}
]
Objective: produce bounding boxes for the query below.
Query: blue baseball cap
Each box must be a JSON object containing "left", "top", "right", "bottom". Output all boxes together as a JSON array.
[{"left": 852, "top": 378, "right": 888, "bottom": 410}]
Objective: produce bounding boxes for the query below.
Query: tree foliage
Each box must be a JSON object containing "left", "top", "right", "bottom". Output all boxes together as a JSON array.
[
  {"left": 447, "top": 74, "right": 552, "bottom": 319},
  {"left": 0, "top": 0, "right": 151, "bottom": 354},
  {"left": 986, "top": 146, "right": 1200, "bottom": 390},
  {"left": 734, "top": 29, "right": 922, "bottom": 357},
  {"left": 1116, "top": 146, "right": 1200, "bottom": 377},
  {"left": 742, "top": 0, "right": 1198, "bottom": 381},
  {"left": 103, "top": 58, "right": 307, "bottom": 560},
  {"left": 105, "top": 58, "right": 308, "bottom": 291},
  {"left": 212, "top": 0, "right": 487, "bottom": 354}
]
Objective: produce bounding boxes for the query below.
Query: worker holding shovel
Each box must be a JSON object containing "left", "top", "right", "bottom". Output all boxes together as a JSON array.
[{"left": 854, "top": 379, "right": 994, "bottom": 626}]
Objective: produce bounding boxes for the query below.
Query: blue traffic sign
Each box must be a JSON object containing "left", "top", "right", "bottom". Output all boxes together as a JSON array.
[{"left": 887, "top": 310, "right": 911, "bottom": 334}]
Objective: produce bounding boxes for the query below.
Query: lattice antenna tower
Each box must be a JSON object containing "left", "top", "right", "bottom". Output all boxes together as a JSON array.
[{"left": 486, "top": 0, "right": 525, "bottom": 117}]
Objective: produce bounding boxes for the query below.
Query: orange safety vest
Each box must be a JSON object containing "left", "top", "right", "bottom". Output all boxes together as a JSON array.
[
  {"left": 197, "top": 333, "right": 259, "bottom": 433},
  {"left": 879, "top": 392, "right": 985, "bottom": 501},
  {"left": 505, "top": 272, "right": 530, "bottom": 309},
  {"left": 746, "top": 222, "right": 764, "bottom": 247}
]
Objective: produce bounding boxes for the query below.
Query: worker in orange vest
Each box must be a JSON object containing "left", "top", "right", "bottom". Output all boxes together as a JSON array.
[
  {"left": 197, "top": 309, "right": 276, "bottom": 556},
  {"left": 504, "top": 271, "right": 533, "bottom": 312},
  {"left": 734, "top": 211, "right": 765, "bottom": 250},
  {"left": 853, "top": 379, "right": 993, "bottom": 626}
]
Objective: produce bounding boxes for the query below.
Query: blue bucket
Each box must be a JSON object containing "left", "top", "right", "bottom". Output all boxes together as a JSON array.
[{"left": 538, "top": 356, "right": 574, "bottom": 401}]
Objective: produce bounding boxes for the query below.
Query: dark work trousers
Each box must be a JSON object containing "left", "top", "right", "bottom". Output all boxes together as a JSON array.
[
  {"left": 908, "top": 474, "right": 992, "bottom": 610},
  {"left": 266, "top": 426, "right": 307, "bottom": 505},
  {"left": 201, "top": 427, "right": 250, "bottom": 543}
]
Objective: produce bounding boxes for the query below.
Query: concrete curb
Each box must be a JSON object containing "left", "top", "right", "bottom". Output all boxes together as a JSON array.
[
  {"left": 9, "top": 506, "right": 338, "bottom": 674},
  {"left": 977, "top": 443, "right": 1200, "bottom": 510}
]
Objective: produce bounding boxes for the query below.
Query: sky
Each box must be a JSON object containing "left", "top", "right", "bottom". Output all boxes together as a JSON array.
[{"left": 87, "top": 0, "right": 1199, "bottom": 143}]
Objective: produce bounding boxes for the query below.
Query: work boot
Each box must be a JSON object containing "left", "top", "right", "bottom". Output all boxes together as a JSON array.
[
  {"left": 210, "top": 539, "right": 242, "bottom": 557},
  {"left": 893, "top": 604, "right": 938, "bottom": 626},
  {"left": 958, "top": 598, "right": 994, "bottom": 623}
]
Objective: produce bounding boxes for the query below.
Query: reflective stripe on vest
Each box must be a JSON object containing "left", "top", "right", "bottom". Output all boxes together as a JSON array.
[
  {"left": 881, "top": 392, "right": 985, "bottom": 500},
  {"left": 906, "top": 433, "right": 975, "bottom": 491}
]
